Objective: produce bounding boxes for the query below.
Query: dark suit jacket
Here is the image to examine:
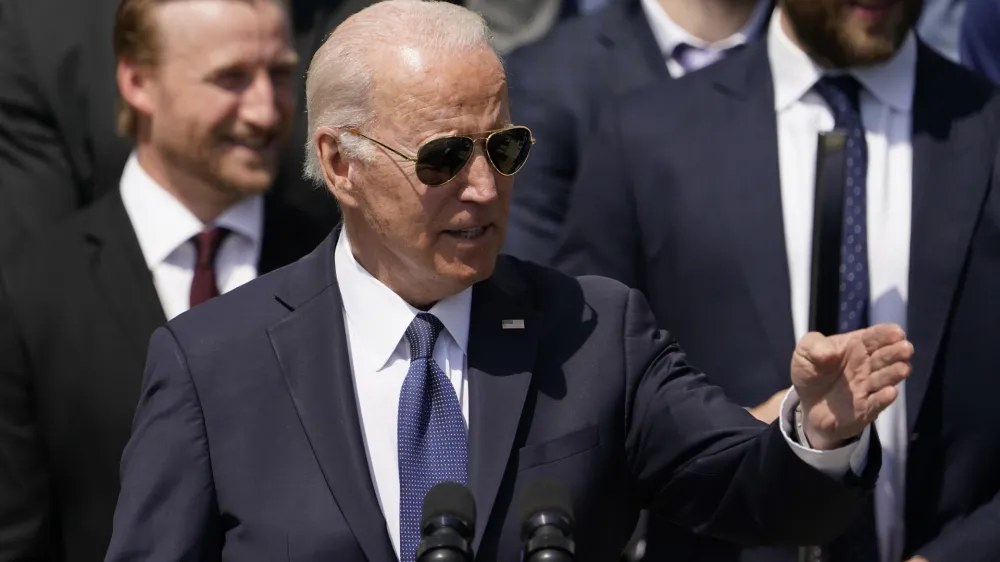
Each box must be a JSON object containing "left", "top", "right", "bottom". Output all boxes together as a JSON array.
[
  {"left": 501, "top": 0, "right": 668, "bottom": 266},
  {"left": 103, "top": 231, "right": 880, "bottom": 561},
  {"left": 501, "top": 0, "right": 774, "bottom": 266},
  {"left": 555, "top": 38, "right": 1000, "bottom": 561},
  {"left": 960, "top": 0, "right": 1000, "bottom": 86},
  {"left": 0, "top": 190, "right": 327, "bottom": 562},
  {"left": 0, "top": 0, "right": 373, "bottom": 259}
]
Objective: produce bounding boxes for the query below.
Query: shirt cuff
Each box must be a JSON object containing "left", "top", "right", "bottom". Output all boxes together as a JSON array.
[{"left": 778, "top": 388, "right": 870, "bottom": 479}]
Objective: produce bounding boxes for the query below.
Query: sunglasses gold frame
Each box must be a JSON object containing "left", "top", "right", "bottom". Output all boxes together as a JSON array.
[{"left": 344, "top": 125, "right": 535, "bottom": 186}]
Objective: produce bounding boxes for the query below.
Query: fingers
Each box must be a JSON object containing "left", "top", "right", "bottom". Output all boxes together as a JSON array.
[
  {"left": 865, "top": 361, "right": 911, "bottom": 394},
  {"left": 861, "top": 323, "right": 907, "bottom": 354},
  {"left": 797, "top": 331, "right": 839, "bottom": 365},
  {"left": 869, "top": 339, "right": 914, "bottom": 372},
  {"left": 863, "top": 385, "right": 899, "bottom": 421}
]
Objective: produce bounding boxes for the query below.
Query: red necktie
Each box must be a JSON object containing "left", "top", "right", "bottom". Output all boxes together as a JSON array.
[{"left": 189, "top": 227, "right": 230, "bottom": 308}]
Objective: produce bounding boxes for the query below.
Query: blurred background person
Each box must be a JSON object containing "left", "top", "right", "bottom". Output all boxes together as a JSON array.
[
  {"left": 959, "top": 0, "right": 1000, "bottom": 85},
  {"left": 501, "top": 0, "right": 773, "bottom": 267},
  {"left": 556, "top": 0, "right": 1000, "bottom": 560},
  {"left": 0, "top": 0, "right": 326, "bottom": 560},
  {"left": 0, "top": 0, "right": 374, "bottom": 260}
]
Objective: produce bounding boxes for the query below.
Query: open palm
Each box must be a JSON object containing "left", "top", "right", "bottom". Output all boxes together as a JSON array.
[{"left": 790, "top": 324, "right": 913, "bottom": 450}]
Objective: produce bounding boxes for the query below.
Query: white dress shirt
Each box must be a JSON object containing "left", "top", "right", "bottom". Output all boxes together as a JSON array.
[
  {"left": 769, "top": 11, "right": 913, "bottom": 562},
  {"left": 334, "top": 228, "right": 870, "bottom": 560},
  {"left": 119, "top": 153, "right": 264, "bottom": 321},
  {"left": 335, "top": 230, "right": 470, "bottom": 560},
  {"left": 640, "top": 0, "right": 772, "bottom": 77}
]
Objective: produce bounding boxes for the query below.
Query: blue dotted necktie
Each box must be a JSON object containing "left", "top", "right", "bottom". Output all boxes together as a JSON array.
[
  {"left": 814, "top": 75, "right": 870, "bottom": 334},
  {"left": 397, "top": 313, "right": 467, "bottom": 561}
]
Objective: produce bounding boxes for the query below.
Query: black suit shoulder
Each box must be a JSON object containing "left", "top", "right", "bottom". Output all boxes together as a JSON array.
[
  {"left": 505, "top": 12, "right": 603, "bottom": 88},
  {"left": 0, "top": 194, "right": 112, "bottom": 298}
]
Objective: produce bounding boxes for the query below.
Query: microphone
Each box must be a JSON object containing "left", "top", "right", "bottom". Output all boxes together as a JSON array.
[
  {"left": 518, "top": 479, "right": 576, "bottom": 562},
  {"left": 417, "top": 481, "right": 476, "bottom": 562}
]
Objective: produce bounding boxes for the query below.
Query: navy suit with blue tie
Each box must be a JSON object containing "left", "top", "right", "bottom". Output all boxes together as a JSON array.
[
  {"left": 555, "top": 36, "right": 1000, "bottom": 562},
  {"left": 104, "top": 230, "right": 882, "bottom": 562}
]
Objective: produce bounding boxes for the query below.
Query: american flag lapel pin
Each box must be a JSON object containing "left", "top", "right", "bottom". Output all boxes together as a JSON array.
[{"left": 502, "top": 319, "right": 525, "bottom": 330}]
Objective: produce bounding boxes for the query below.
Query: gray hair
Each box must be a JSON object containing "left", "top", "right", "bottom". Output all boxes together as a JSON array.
[{"left": 302, "top": 0, "right": 498, "bottom": 185}]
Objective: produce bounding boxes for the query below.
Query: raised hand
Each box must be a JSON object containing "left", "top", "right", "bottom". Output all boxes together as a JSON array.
[{"left": 790, "top": 324, "right": 913, "bottom": 450}]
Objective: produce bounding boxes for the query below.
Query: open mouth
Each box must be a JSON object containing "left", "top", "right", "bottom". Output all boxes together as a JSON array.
[{"left": 444, "top": 226, "right": 490, "bottom": 240}]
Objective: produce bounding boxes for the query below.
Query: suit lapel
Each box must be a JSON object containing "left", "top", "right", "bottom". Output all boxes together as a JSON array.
[
  {"left": 710, "top": 43, "right": 797, "bottom": 388},
  {"left": 83, "top": 193, "right": 167, "bottom": 353},
  {"left": 268, "top": 234, "right": 396, "bottom": 561},
  {"left": 905, "top": 45, "right": 993, "bottom": 431},
  {"left": 467, "top": 258, "right": 540, "bottom": 550},
  {"left": 597, "top": 0, "right": 670, "bottom": 96}
]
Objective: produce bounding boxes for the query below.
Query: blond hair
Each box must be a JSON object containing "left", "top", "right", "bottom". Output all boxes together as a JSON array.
[{"left": 113, "top": 0, "right": 288, "bottom": 138}]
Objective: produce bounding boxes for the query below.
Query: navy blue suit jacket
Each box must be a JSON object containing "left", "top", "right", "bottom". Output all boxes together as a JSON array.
[
  {"left": 501, "top": 0, "right": 668, "bottom": 266},
  {"left": 960, "top": 0, "right": 1000, "bottom": 86},
  {"left": 555, "top": 38, "right": 1000, "bottom": 561},
  {"left": 105, "top": 232, "right": 880, "bottom": 561}
]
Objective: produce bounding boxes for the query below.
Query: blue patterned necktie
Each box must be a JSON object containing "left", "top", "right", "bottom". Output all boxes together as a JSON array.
[
  {"left": 813, "top": 75, "right": 870, "bottom": 334},
  {"left": 813, "top": 76, "right": 879, "bottom": 562},
  {"left": 397, "top": 313, "right": 468, "bottom": 561}
]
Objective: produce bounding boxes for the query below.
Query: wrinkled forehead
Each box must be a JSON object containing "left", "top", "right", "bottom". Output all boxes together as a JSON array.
[{"left": 370, "top": 45, "right": 509, "bottom": 142}]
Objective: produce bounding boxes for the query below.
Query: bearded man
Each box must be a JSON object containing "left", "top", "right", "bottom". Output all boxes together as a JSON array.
[{"left": 556, "top": 0, "right": 1000, "bottom": 560}]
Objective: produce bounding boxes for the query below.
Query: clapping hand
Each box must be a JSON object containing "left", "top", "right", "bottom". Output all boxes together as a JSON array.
[{"left": 790, "top": 324, "right": 913, "bottom": 450}]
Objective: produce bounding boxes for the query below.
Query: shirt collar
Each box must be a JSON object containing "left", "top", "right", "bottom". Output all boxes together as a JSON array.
[
  {"left": 334, "top": 229, "right": 472, "bottom": 374},
  {"left": 641, "top": 0, "right": 771, "bottom": 57},
  {"left": 768, "top": 8, "right": 916, "bottom": 112},
  {"left": 119, "top": 152, "right": 264, "bottom": 269}
]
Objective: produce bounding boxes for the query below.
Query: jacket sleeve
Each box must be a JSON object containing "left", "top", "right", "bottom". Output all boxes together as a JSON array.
[
  {"left": 622, "top": 286, "right": 881, "bottom": 547},
  {"left": 104, "top": 327, "right": 223, "bottom": 561}
]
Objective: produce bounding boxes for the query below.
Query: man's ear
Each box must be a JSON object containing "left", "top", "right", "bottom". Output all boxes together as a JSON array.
[
  {"left": 116, "top": 58, "right": 157, "bottom": 122},
  {"left": 317, "top": 128, "right": 360, "bottom": 210}
]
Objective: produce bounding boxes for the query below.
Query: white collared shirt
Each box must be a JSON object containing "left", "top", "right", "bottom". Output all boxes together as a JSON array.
[
  {"left": 119, "top": 153, "right": 263, "bottom": 321},
  {"left": 335, "top": 228, "right": 869, "bottom": 560},
  {"left": 335, "top": 230, "right": 471, "bottom": 560},
  {"left": 769, "top": 11, "right": 913, "bottom": 562},
  {"left": 640, "top": 0, "right": 772, "bottom": 77}
]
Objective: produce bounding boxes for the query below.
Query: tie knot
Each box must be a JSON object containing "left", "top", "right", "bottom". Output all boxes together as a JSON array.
[
  {"left": 405, "top": 313, "right": 444, "bottom": 360},
  {"left": 192, "top": 227, "right": 230, "bottom": 268},
  {"left": 814, "top": 75, "right": 863, "bottom": 118}
]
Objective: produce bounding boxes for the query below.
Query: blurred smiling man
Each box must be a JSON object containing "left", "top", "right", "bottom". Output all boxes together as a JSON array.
[{"left": 0, "top": 1, "right": 325, "bottom": 560}]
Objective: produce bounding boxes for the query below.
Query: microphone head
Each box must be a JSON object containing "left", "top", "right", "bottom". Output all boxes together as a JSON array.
[
  {"left": 517, "top": 479, "right": 575, "bottom": 538},
  {"left": 420, "top": 481, "right": 476, "bottom": 538}
]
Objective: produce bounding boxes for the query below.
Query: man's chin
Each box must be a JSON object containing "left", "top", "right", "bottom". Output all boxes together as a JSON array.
[{"left": 217, "top": 167, "right": 277, "bottom": 196}]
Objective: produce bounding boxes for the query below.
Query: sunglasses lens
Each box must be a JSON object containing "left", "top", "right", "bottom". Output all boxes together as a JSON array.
[
  {"left": 415, "top": 137, "right": 474, "bottom": 186},
  {"left": 486, "top": 127, "right": 532, "bottom": 175}
]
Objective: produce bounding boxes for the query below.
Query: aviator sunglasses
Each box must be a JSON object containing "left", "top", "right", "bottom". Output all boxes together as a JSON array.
[{"left": 346, "top": 125, "right": 535, "bottom": 187}]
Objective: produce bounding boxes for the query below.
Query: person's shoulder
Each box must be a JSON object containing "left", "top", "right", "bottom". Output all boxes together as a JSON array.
[
  {"left": 165, "top": 259, "right": 302, "bottom": 347},
  {"left": 505, "top": 9, "right": 603, "bottom": 71},
  {"left": 0, "top": 196, "right": 113, "bottom": 295},
  {"left": 496, "top": 254, "right": 635, "bottom": 318}
]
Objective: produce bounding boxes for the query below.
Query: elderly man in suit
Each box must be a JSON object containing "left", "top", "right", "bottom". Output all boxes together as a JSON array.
[
  {"left": 0, "top": 1, "right": 327, "bottom": 560},
  {"left": 103, "top": 1, "right": 914, "bottom": 561},
  {"left": 557, "top": 0, "right": 1000, "bottom": 560}
]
